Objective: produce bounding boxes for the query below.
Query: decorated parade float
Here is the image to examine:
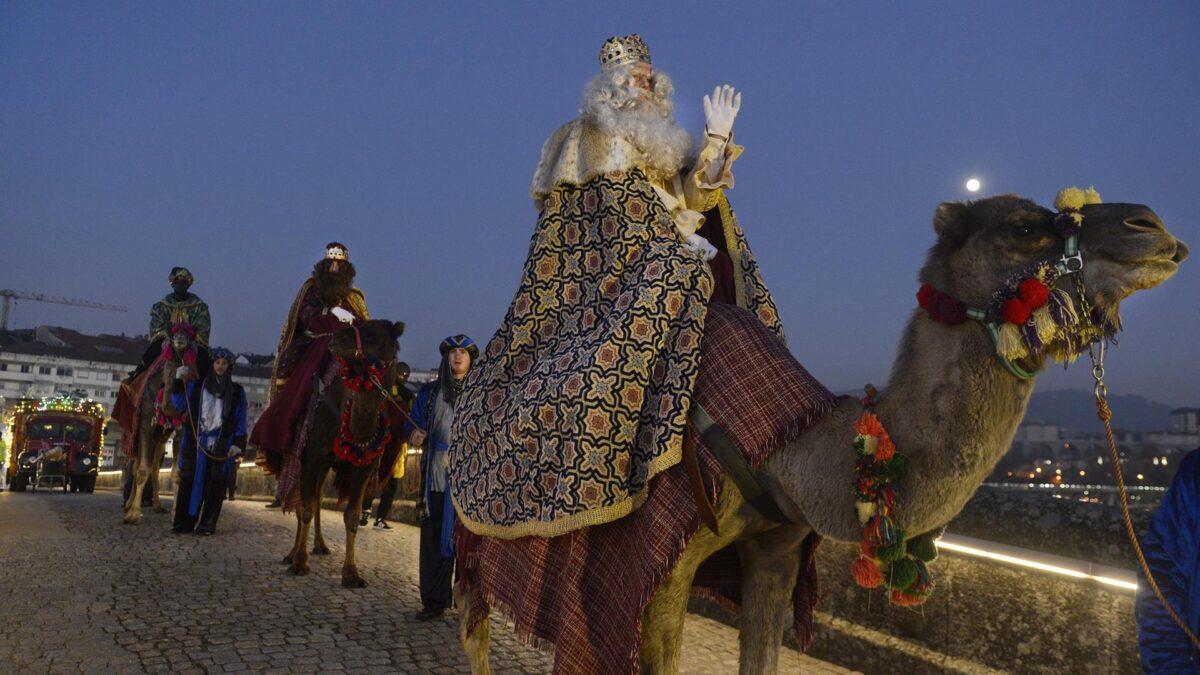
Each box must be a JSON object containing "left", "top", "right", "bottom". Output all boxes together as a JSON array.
[{"left": 4, "top": 395, "right": 105, "bottom": 493}]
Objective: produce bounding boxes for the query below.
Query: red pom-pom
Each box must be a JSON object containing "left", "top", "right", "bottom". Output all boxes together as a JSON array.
[
  {"left": 1003, "top": 298, "right": 1032, "bottom": 325},
  {"left": 917, "top": 284, "right": 938, "bottom": 309},
  {"left": 875, "top": 435, "right": 896, "bottom": 461},
  {"left": 937, "top": 298, "right": 967, "bottom": 325},
  {"left": 852, "top": 556, "right": 884, "bottom": 588},
  {"left": 1018, "top": 279, "right": 1050, "bottom": 308}
]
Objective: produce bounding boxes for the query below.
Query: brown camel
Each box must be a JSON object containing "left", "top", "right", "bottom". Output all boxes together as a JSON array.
[
  {"left": 122, "top": 340, "right": 193, "bottom": 525},
  {"left": 283, "top": 319, "right": 405, "bottom": 588},
  {"left": 459, "top": 195, "right": 1188, "bottom": 673}
]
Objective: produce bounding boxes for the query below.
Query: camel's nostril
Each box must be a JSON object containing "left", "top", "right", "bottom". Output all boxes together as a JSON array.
[
  {"left": 1124, "top": 216, "right": 1165, "bottom": 232},
  {"left": 1173, "top": 239, "right": 1190, "bottom": 263}
]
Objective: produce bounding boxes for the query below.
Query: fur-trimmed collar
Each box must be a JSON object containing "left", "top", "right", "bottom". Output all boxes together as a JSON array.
[{"left": 530, "top": 119, "right": 685, "bottom": 201}]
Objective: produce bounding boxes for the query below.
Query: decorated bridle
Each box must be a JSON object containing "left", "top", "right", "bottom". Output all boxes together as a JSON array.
[{"left": 917, "top": 187, "right": 1104, "bottom": 380}]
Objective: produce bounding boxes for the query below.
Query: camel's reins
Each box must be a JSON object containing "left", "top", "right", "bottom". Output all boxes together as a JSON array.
[{"left": 1088, "top": 339, "right": 1200, "bottom": 650}]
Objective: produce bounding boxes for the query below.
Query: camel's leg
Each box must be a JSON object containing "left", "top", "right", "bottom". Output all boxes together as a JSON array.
[
  {"left": 122, "top": 425, "right": 155, "bottom": 525},
  {"left": 456, "top": 578, "right": 491, "bottom": 675},
  {"left": 340, "top": 467, "right": 373, "bottom": 588},
  {"left": 151, "top": 432, "right": 175, "bottom": 514},
  {"left": 287, "top": 460, "right": 326, "bottom": 576},
  {"left": 312, "top": 467, "right": 331, "bottom": 555},
  {"left": 735, "top": 525, "right": 807, "bottom": 675}
]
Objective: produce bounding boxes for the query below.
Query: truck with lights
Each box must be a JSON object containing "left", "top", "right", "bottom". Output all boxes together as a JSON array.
[{"left": 4, "top": 396, "right": 106, "bottom": 493}]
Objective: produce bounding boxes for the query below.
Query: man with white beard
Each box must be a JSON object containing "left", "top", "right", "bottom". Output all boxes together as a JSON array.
[{"left": 450, "top": 34, "right": 783, "bottom": 542}]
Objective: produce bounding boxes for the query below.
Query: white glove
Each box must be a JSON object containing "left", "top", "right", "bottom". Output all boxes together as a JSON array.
[
  {"left": 703, "top": 85, "right": 741, "bottom": 139},
  {"left": 175, "top": 366, "right": 190, "bottom": 380},
  {"left": 228, "top": 445, "right": 244, "bottom": 459},
  {"left": 331, "top": 306, "right": 354, "bottom": 324},
  {"left": 684, "top": 234, "right": 718, "bottom": 261}
]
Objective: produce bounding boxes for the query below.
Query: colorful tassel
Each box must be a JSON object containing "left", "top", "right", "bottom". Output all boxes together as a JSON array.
[
  {"left": 852, "top": 556, "right": 883, "bottom": 588},
  {"left": 886, "top": 558, "right": 919, "bottom": 590}
]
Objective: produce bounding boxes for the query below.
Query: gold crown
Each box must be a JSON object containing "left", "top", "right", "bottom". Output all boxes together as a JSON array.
[
  {"left": 325, "top": 245, "right": 348, "bottom": 261},
  {"left": 599, "top": 34, "right": 650, "bottom": 70}
]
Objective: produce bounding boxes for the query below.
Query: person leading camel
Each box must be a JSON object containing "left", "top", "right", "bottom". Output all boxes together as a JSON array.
[
  {"left": 169, "top": 347, "right": 247, "bottom": 535},
  {"left": 251, "top": 242, "right": 369, "bottom": 510},
  {"left": 407, "top": 335, "right": 477, "bottom": 621}
]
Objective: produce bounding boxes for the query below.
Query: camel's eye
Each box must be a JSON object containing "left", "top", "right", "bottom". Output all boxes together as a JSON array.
[{"left": 1013, "top": 223, "right": 1036, "bottom": 238}]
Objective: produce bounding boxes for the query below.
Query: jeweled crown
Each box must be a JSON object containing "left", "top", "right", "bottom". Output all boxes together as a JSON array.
[
  {"left": 325, "top": 245, "right": 348, "bottom": 261},
  {"left": 599, "top": 34, "right": 651, "bottom": 70}
]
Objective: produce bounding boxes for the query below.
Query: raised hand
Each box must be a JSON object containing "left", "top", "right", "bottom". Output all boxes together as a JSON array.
[{"left": 703, "top": 85, "right": 741, "bottom": 139}]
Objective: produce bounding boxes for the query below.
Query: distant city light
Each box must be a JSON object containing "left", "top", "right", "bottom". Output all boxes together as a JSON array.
[
  {"left": 1153, "top": 457, "right": 1160, "bottom": 466},
  {"left": 1162, "top": 457, "right": 1168, "bottom": 466},
  {"left": 965, "top": 177, "right": 981, "bottom": 192},
  {"left": 1136, "top": 474, "right": 1145, "bottom": 480},
  {"left": 1079, "top": 470, "right": 1086, "bottom": 476}
]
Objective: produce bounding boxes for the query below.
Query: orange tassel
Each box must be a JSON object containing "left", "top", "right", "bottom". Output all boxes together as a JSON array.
[
  {"left": 874, "top": 434, "right": 895, "bottom": 461},
  {"left": 888, "top": 589, "right": 929, "bottom": 607},
  {"left": 852, "top": 556, "right": 883, "bottom": 588},
  {"left": 855, "top": 413, "right": 885, "bottom": 437}
]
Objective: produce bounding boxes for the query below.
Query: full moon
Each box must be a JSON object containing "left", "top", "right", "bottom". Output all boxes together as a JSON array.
[{"left": 965, "top": 178, "right": 981, "bottom": 192}]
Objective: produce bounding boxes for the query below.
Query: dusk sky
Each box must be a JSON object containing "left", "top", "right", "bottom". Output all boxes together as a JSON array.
[{"left": 2, "top": 2, "right": 1197, "bottom": 407}]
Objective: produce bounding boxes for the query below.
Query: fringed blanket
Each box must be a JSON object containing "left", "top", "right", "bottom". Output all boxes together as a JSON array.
[
  {"left": 111, "top": 356, "right": 164, "bottom": 461},
  {"left": 451, "top": 170, "right": 780, "bottom": 539},
  {"left": 458, "top": 303, "right": 837, "bottom": 674}
]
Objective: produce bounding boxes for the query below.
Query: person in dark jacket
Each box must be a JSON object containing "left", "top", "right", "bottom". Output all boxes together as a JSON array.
[
  {"left": 169, "top": 347, "right": 248, "bottom": 535},
  {"left": 406, "top": 334, "right": 477, "bottom": 621},
  {"left": 1136, "top": 446, "right": 1200, "bottom": 672}
]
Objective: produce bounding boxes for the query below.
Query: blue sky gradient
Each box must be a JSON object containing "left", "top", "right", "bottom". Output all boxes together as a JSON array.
[{"left": 2, "top": 2, "right": 1197, "bottom": 405}]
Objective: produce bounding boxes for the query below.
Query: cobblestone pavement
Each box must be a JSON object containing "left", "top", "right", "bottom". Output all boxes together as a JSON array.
[{"left": 0, "top": 491, "right": 857, "bottom": 674}]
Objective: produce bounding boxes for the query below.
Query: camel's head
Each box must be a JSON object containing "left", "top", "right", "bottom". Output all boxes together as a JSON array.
[
  {"left": 329, "top": 320, "right": 404, "bottom": 362},
  {"left": 920, "top": 193, "right": 1187, "bottom": 363},
  {"left": 329, "top": 320, "right": 405, "bottom": 441}
]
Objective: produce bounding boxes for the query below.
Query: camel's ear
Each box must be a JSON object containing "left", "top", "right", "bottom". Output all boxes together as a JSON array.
[
  {"left": 390, "top": 321, "right": 405, "bottom": 338},
  {"left": 933, "top": 202, "right": 970, "bottom": 243}
]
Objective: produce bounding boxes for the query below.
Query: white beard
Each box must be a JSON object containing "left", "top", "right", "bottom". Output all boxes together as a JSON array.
[{"left": 579, "top": 68, "right": 695, "bottom": 177}]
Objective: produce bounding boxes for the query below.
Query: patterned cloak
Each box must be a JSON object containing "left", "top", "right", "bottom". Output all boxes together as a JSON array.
[
  {"left": 450, "top": 168, "right": 780, "bottom": 538},
  {"left": 149, "top": 293, "right": 211, "bottom": 346}
]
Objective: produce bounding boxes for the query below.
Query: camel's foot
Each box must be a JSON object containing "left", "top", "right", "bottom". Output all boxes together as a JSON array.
[
  {"left": 152, "top": 504, "right": 168, "bottom": 514},
  {"left": 312, "top": 541, "right": 331, "bottom": 555},
  {"left": 341, "top": 569, "right": 367, "bottom": 588},
  {"left": 281, "top": 553, "right": 294, "bottom": 565},
  {"left": 286, "top": 561, "right": 309, "bottom": 576},
  {"left": 122, "top": 510, "right": 143, "bottom": 525}
]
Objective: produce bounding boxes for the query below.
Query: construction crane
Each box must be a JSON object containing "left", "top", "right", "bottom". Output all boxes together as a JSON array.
[{"left": 0, "top": 289, "right": 127, "bottom": 330}]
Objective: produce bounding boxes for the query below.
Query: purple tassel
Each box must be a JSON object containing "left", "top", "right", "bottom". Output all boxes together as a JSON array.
[{"left": 1022, "top": 322, "right": 1044, "bottom": 354}]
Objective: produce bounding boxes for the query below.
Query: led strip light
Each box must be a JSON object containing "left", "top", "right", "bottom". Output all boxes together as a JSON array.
[{"left": 938, "top": 533, "right": 1137, "bottom": 591}]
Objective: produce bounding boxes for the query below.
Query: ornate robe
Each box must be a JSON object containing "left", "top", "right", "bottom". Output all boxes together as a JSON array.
[
  {"left": 450, "top": 119, "right": 782, "bottom": 539},
  {"left": 251, "top": 278, "right": 368, "bottom": 483},
  {"left": 149, "top": 293, "right": 211, "bottom": 346}
]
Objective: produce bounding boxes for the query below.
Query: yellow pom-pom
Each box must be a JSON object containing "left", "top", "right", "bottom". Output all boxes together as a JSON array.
[
  {"left": 1054, "top": 187, "right": 1085, "bottom": 211},
  {"left": 856, "top": 500, "right": 877, "bottom": 524},
  {"left": 1054, "top": 186, "right": 1102, "bottom": 211},
  {"left": 996, "top": 322, "right": 1029, "bottom": 360},
  {"left": 859, "top": 434, "right": 879, "bottom": 455}
]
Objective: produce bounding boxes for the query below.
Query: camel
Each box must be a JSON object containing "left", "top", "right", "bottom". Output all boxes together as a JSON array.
[
  {"left": 459, "top": 194, "right": 1188, "bottom": 674},
  {"left": 283, "top": 319, "right": 405, "bottom": 588},
  {"left": 122, "top": 332, "right": 195, "bottom": 524}
]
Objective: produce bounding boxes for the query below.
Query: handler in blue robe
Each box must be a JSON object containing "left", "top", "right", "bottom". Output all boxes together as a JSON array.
[
  {"left": 405, "top": 335, "right": 477, "bottom": 621},
  {"left": 1136, "top": 446, "right": 1200, "bottom": 672},
  {"left": 169, "top": 348, "right": 248, "bottom": 535}
]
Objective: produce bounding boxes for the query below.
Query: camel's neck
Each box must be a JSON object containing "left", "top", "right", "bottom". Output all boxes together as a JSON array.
[
  {"left": 875, "top": 313, "right": 1037, "bottom": 533},
  {"left": 766, "top": 311, "right": 1039, "bottom": 541}
]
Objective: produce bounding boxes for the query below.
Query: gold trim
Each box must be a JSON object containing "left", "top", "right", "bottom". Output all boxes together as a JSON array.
[{"left": 717, "top": 192, "right": 749, "bottom": 308}]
